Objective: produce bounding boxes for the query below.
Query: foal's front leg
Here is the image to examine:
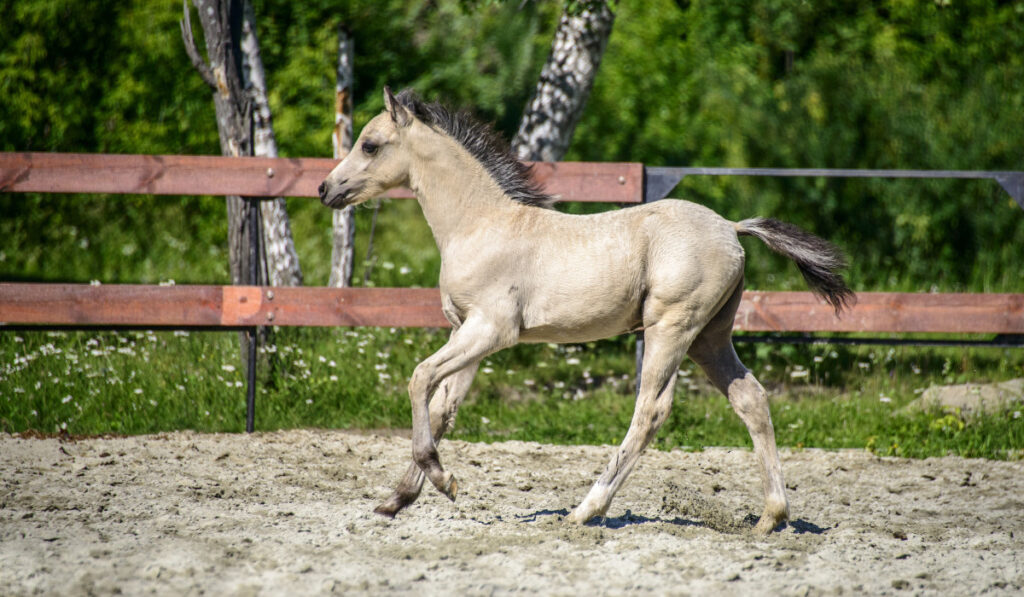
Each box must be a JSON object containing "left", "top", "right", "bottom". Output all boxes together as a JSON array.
[
  {"left": 407, "top": 317, "right": 512, "bottom": 500},
  {"left": 374, "top": 361, "right": 480, "bottom": 517}
]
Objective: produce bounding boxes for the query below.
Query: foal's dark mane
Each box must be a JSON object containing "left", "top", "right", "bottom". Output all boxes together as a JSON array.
[{"left": 395, "top": 89, "right": 554, "bottom": 208}]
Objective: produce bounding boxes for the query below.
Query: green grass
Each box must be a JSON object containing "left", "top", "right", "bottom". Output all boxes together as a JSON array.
[{"left": 2, "top": 327, "right": 1021, "bottom": 460}]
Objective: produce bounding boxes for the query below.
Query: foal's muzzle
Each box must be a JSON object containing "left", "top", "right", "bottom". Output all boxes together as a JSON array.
[{"left": 318, "top": 179, "right": 352, "bottom": 209}]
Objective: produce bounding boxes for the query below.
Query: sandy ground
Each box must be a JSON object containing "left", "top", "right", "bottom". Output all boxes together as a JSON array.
[{"left": 1, "top": 430, "right": 1022, "bottom": 596}]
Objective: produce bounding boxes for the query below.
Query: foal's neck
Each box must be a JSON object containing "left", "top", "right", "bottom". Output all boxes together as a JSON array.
[{"left": 406, "top": 130, "right": 515, "bottom": 249}]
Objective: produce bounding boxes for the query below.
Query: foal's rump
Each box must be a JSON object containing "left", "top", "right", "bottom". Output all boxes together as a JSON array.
[{"left": 513, "top": 198, "right": 853, "bottom": 344}]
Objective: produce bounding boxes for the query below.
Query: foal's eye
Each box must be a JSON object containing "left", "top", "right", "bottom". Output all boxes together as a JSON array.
[{"left": 362, "top": 141, "right": 379, "bottom": 156}]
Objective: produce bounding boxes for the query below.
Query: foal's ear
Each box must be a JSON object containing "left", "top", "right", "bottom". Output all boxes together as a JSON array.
[{"left": 383, "top": 86, "right": 413, "bottom": 128}]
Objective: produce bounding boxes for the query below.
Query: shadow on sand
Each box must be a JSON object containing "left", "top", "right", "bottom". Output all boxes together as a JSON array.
[{"left": 517, "top": 508, "right": 829, "bottom": 535}]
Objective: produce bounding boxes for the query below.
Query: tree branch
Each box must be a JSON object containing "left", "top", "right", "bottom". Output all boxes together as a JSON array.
[{"left": 180, "top": 0, "right": 218, "bottom": 90}]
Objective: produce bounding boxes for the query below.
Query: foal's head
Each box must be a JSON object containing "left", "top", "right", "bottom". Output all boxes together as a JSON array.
[
  {"left": 319, "top": 87, "right": 553, "bottom": 209},
  {"left": 319, "top": 87, "right": 416, "bottom": 209}
]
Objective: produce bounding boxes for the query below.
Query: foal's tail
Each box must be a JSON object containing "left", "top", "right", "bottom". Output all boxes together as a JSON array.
[{"left": 735, "top": 217, "right": 856, "bottom": 315}]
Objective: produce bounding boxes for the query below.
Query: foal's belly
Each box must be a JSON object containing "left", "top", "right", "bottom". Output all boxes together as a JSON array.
[
  {"left": 518, "top": 320, "right": 637, "bottom": 344},
  {"left": 517, "top": 293, "right": 642, "bottom": 344}
]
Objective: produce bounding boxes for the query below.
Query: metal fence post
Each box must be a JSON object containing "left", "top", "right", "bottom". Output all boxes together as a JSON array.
[{"left": 245, "top": 195, "right": 260, "bottom": 433}]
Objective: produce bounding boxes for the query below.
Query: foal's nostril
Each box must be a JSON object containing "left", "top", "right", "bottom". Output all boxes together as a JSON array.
[{"left": 317, "top": 181, "right": 327, "bottom": 200}]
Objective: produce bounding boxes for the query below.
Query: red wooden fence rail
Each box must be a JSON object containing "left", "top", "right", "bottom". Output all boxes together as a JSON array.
[
  {"left": 3, "top": 284, "right": 1023, "bottom": 335},
  {"left": 0, "top": 152, "right": 644, "bottom": 203}
]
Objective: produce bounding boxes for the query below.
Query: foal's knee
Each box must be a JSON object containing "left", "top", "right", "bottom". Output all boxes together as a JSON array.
[{"left": 409, "top": 362, "right": 437, "bottom": 399}]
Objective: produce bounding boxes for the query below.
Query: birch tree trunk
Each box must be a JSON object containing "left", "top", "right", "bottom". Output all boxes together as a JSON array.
[
  {"left": 511, "top": 0, "right": 616, "bottom": 162},
  {"left": 241, "top": 0, "right": 302, "bottom": 287},
  {"left": 328, "top": 27, "right": 356, "bottom": 288},
  {"left": 180, "top": 0, "right": 261, "bottom": 288}
]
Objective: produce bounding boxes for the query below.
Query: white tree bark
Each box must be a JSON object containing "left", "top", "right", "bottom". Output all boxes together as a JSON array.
[
  {"left": 241, "top": 0, "right": 302, "bottom": 287},
  {"left": 328, "top": 27, "right": 356, "bottom": 288},
  {"left": 511, "top": 0, "right": 616, "bottom": 162}
]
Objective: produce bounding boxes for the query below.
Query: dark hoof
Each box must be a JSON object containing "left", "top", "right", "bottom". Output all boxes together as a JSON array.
[
  {"left": 373, "top": 497, "right": 405, "bottom": 518},
  {"left": 434, "top": 471, "right": 457, "bottom": 502}
]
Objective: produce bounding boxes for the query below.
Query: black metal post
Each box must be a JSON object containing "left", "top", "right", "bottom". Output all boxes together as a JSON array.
[
  {"left": 245, "top": 195, "right": 260, "bottom": 433},
  {"left": 246, "top": 324, "right": 257, "bottom": 432},
  {"left": 242, "top": 71, "right": 260, "bottom": 433}
]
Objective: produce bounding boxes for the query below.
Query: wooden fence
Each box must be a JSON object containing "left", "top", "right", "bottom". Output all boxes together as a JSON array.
[{"left": 2, "top": 152, "right": 1022, "bottom": 429}]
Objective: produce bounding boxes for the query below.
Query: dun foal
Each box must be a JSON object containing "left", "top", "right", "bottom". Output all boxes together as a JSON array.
[{"left": 319, "top": 88, "right": 854, "bottom": 534}]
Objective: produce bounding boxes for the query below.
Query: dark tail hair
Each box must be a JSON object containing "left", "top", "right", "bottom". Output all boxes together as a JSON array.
[{"left": 735, "top": 217, "right": 856, "bottom": 315}]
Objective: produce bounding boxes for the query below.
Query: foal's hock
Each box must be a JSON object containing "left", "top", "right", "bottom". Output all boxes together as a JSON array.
[{"left": 319, "top": 87, "right": 854, "bottom": 535}]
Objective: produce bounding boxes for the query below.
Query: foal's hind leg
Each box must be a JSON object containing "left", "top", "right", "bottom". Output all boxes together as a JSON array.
[
  {"left": 567, "top": 319, "right": 693, "bottom": 524},
  {"left": 688, "top": 289, "right": 789, "bottom": 534},
  {"left": 374, "top": 361, "right": 479, "bottom": 517}
]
